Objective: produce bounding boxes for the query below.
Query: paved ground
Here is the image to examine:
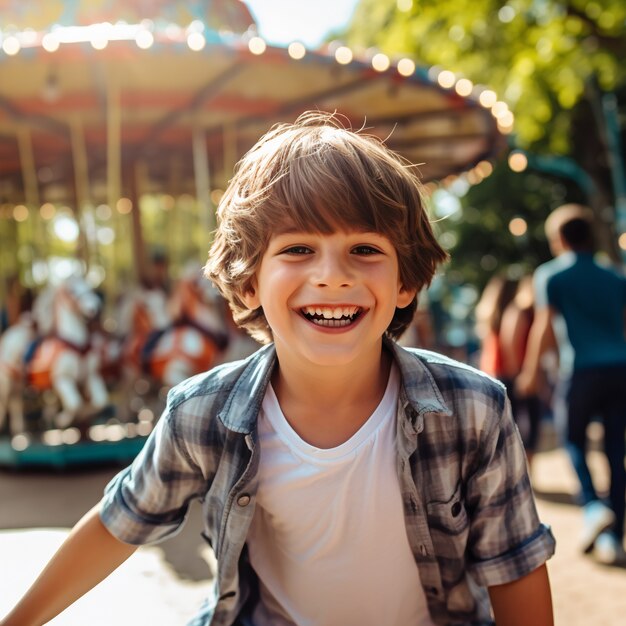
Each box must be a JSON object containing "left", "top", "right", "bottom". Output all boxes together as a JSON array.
[{"left": 0, "top": 423, "right": 624, "bottom": 625}]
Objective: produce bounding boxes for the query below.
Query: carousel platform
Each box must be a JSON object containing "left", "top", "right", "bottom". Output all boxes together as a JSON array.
[
  {"left": 0, "top": 435, "right": 148, "bottom": 469},
  {"left": 0, "top": 409, "right": 153, "bottom": 468}
]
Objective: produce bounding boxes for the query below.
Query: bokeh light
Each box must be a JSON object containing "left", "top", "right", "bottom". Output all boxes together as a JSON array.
[
  {"left": 509, "top": 217, "right": 528, "bottom": 236},
  {"left": 508, "top": 151, "right": 528, "bottom": 172}
]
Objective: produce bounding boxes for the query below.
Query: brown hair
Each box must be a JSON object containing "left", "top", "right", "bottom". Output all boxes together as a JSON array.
[{"left": 205, "top": 111, "right": 448, "bottom": 343}]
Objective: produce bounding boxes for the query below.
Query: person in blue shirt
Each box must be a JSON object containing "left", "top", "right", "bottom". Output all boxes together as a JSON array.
[
  {"left": 518, "top": 204, "right": 626, "bottom": 565},
  {"left": 2, "top": 112, "right": 554, "bottom": 626}
]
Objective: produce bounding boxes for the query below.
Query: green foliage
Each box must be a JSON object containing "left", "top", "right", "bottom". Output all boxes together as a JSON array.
[
  {"left": 345, "top": 0, "right": 626, "bottom": 154},
  {"left": 438, "top": 160, "right": 586, "bottom": 291}
]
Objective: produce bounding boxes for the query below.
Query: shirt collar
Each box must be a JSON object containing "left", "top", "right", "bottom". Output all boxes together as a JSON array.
[
  {"left": 385, "top": 337, "right": 452, "bottom": 433},
  {"left": 218, "top": 338, "right": 452, "bottom": 434}
]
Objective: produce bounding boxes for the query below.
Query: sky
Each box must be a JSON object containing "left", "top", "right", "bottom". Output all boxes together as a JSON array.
[{"left": 243, "top": 0, "right": 361, "bottom": 47}]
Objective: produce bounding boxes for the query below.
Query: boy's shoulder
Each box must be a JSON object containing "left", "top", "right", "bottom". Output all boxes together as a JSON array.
[
  {"left": 391, "top": 342, "right": 508, "bottom": 415},
  {"left": 164, "top": 343, "right": 275, "bottom": 429}
]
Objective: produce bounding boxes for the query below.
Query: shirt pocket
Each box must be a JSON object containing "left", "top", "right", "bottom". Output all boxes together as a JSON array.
[{"left": 425, "top": 480, "right": 469, "bottom": 563}]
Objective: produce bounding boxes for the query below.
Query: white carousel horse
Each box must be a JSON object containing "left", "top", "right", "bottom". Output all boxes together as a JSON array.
[
  {"left": 0, "top": 312, "right": 37, "bottom": 434},
  {"left": 0, "top": 274, "right": 109, "bottom": 434}
]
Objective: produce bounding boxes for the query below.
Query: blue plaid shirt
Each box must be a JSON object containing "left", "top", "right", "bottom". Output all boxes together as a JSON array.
[{"left": 101, "top": 339, "right": 555, "bottom": 626}]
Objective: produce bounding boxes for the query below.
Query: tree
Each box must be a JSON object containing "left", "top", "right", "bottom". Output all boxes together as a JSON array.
[{"left": 344, "top": 0, "right": 626, "bottom": 268}]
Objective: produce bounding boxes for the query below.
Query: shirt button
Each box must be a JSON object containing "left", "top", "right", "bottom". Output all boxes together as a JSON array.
[
  {"left": 451, "top": 502, "right": 462, "bottom": 517},
  {"left": 237, "top": 494, "right": 251, "bottom": 507},
  {"left": 419, "top": 544, "right": 428, "bottom": 556}
]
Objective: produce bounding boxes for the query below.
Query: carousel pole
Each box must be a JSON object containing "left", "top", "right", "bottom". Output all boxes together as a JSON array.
[
  {"left": 192, "top": 122, "right": 214, "bottom": 255},
  {"left": 223, "top": 120, "right": 238, "bottom": 184},
  {"left": 16, "top": 125, "right": 39, "bottom": 285},
  {"left": 130, "top": 160, "right": 148, "bottom": 285},
  {"left": 167, "top": 155, "right": 182, "bottom": 272},
  {"left": 16, "top": 126, "right": 39, "bottom": 208},
  {"left": 106, "top": 72, "right": 124, "bottom": 293},
  {"left": 70, "top": 118, "right": 91, "bottom": 266}
]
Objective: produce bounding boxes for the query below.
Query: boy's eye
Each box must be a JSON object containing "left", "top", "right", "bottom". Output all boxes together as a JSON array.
[
  {"left": 352, "top": 245, "right": 381, "bottom": 255},
  {"left": 282, "top": 245, "right": 313, "bottom": 255}
]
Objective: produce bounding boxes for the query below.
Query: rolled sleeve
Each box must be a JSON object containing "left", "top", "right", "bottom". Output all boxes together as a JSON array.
[
  {"left": 100, "top": 409, "right": 207, "bottom": 545},
  {"left": 466, "top": 398, "right": 556, "bottom": 586},
  {"left": 471, "top": 523, "right": 555, "bottom": 587}
]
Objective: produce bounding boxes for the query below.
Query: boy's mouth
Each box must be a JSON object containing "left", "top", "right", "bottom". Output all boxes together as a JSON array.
[{"left": 300, "top": 305, "right": 363, "bottom": 328}]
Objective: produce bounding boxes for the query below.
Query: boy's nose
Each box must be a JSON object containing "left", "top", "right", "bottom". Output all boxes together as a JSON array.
[{"left": 312, "top": 254, "right": 354, "bottom": 288}]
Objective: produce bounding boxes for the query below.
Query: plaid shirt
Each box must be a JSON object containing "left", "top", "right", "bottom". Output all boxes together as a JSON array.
[{"left": 101, "top": 339, "right": 555, "bottom": 626}]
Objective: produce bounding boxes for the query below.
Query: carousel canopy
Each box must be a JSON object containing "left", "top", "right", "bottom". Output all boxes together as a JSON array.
[{"left": 0, "top": 0, "right": 508, "bottom": 210}]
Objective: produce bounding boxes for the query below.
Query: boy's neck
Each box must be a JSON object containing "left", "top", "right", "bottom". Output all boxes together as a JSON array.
[{"left": 270, "top": 343, "right": 393, "bottom": 449}]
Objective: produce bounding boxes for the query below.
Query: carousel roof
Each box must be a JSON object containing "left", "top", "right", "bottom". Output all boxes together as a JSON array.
[{"left": 0, "top": 0, "right": 509, "bottom": 208}]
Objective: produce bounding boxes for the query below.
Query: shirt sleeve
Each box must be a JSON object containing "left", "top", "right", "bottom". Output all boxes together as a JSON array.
[
  {"left": 465, "top": 396, "right": 555, "bottom": 586},
  {"left": 545, "top": 274, "right": 560, "bottom": 311},
  {"left": 99, "top": 407, "right": 209, "bottom": 545}
]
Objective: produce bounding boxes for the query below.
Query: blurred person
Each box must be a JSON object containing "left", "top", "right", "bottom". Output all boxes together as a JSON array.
[
  {"left": 475, "top": 274, "right": 519, "bottom": 380},
  {"left": 147, "top": 248, "right": 171, "bottom": 294},
  {"left": 518, "top": 204, "right": 626, "bottom": 565},
  {"left": 499, "top": 275, "right": 545, "bottom": 468},
  {"left": 475, "top": 274, "right": 543, "bottom": 467}
]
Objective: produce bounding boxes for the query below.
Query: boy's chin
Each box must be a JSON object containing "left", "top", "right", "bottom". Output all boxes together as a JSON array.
[{"left": 279, "top": 340, "right": 384, "bottom": 368}]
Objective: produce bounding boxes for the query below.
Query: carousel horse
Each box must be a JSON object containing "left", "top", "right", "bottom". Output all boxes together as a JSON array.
[
  {"left": 116, "top": 283, "right": 172, "bottom": 377},
  {"left": 114, "top": 268, "right": 253, "bottom": 416},
  {"left": 0, "top": 274, "right": 109, "bottom": 434},
  {"left": 0, "top": 312, "right": 36, "bottom": 434},
  {"left": 144, "top": 265, "right": 230, "bottom": 387}
]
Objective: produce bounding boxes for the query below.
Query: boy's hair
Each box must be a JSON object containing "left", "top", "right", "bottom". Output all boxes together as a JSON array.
[{"left": 205, "top": 111, "right": 448, "bottom": 343}]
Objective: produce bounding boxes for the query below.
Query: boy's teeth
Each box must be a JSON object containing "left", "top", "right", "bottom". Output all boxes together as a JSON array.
[{"left": 303, "top": 305, "right": 359, "bottom": 320}]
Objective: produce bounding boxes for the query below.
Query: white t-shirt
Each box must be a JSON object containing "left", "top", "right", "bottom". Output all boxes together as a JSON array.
[{"left": 247, "top": 365, "right": 434, "bottom": 626}]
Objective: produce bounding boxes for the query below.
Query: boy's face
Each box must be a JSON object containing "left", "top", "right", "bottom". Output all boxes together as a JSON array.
[{"left": 242, "top": 228, "right": 415, "bottom": 368}]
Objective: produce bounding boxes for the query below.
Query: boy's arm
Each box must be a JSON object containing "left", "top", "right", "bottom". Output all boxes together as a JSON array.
[
  {"left": 488, "top": 563, "right": 553, "bottom": 626},
  {"left": 0, "top": 503, "right": 137, "bottom": 626}
]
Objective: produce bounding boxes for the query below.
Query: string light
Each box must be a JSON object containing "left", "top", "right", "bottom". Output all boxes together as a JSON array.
[
  {"left": 491, "top": 100, "right": 510, "bottom": 118},
  {"left": 288, "top": 41, "right": 306, "bottom": 60},
  {"left": 2, "top": 36, "right": 21, "bottom": 56},
  {"left": 248, "top": 36, "right": 266, "bottom": 55},
  {"left": 478, "top": 89, "right": 498, "bottom": 107},
  {"left": 187, "top": 32, "right": 205, "bottom": 51},
  {"left": 135, "top": 29, "right": 154, "bottom": 49},
  {"left": 334, "top": 46, "right": 353, "bottom": 65},
  {"left": 397, "top": 58, "right": 415, "bottom": 77},
  {"left": 455, "top": 78, "right": 473, "bottom": 97},
  {"left": 371, "top": 53, "right": 390, "bottom": 72},
  {"left": 42, "top": 33, "right": 60, "bottom": 52},
  {"left": 437, "top": 70, "right": 456, "bottom": 88}
]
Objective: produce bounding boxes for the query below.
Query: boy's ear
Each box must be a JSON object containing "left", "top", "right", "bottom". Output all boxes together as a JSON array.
[
  {"left": 241, "top": 280, "right": 261, "bottom": 310},
  {"left": 396, "top": 284, "right": 417, "bottom": 309}
]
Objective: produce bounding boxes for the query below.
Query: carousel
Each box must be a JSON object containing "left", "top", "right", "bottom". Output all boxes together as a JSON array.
[{"left": 0, "top": 0, "right": 508, "bottom": 467}]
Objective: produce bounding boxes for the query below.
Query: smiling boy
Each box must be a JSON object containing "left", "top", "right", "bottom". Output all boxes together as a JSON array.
[{"left": 2, "top": 112, "right": 554, "bottom": 626}]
